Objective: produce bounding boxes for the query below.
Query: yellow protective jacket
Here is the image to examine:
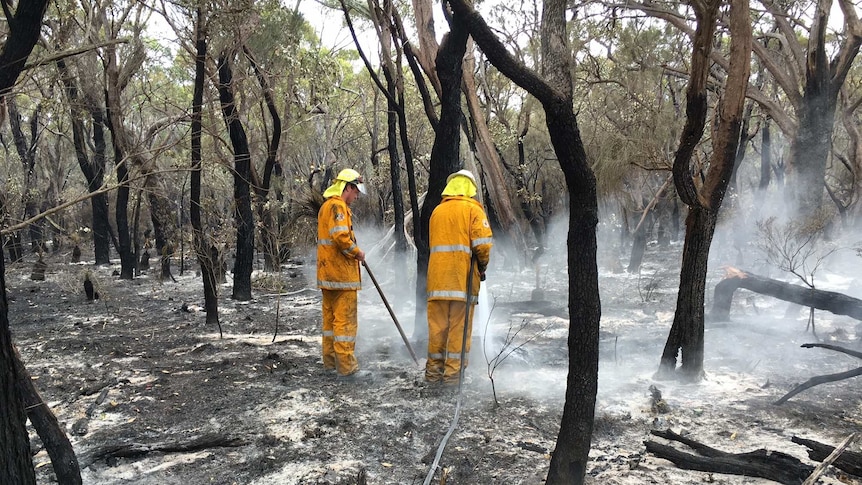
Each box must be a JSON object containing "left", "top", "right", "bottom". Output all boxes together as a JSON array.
[
  {"left": 317, "top": 196, "right": 362, "bottom": 290},
  {"left": 427, "top": 196, "right": 493, "bottom": 302}
]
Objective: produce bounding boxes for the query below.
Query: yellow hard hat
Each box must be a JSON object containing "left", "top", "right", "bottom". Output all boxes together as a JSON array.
[{"left": 335, "top": 168, "right": 366, "bottom": 194}]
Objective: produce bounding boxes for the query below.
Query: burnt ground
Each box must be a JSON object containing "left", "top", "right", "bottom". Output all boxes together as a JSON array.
[{"left": 6, "top": 239, "right": 862, "bottom": 485}]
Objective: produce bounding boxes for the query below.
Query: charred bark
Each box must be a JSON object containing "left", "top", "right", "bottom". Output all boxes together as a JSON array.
[
  {"left": 509, "top": 132, "right": 545, "bottom": 250},
  {"left": 78, "top": 434, "right": 247, "bottom": 470},
  {"left": 446, "top": 0, "right": 601, "bottom": 482},
  {"left": 627, "top": 227, "right": 648, "bottom": 274},
  {"left": 113, "top": 156, "right": 134, "bottom": 279},
  {"left": 191, "top": 8, "right": 220, "bottom": 328},
  {"left": 656, "top": 1, "right": 716, "bottom": 380},
  {"left": 792, "top": 435, "right": 862, "bottom": 477},
  {"left": 243, "top": 46, "right": 283, "bottom": 272},
  {"left": 217, "top": 52, "right": 254, "bottom": 301},
  {"left": 710, "top": 270, "right": 862, "bottom": 322},
  {"left": 8, "top": 97, "right": 45, "bottom": 253},
  {"left": 659, "top": 207, "right": 716, "bottom": 380},
  {"left": 0, "top": 258, "right": 35, "bottom": 483},
  {"left": 411, "top": 11, "right": 468, "bottom": 344},
  {"left": 88, "top": 103, "right": 113, "bottom": 266},
  {"left": 380, "top": 51, "right": 407, "bottom": 253},
  {"left": 0, "top": 10, "right": 48, "bottom": 480},
  {"left": 145, "top": 187, "right": 174, "bottom": 282},
  {"left": 14, "top": 348, "right": 81, "bottom": 484},
  {"left": 645, "top": 429, "right": 814, "bottom": 484},
  {"left": 104, "top": 37, "right": 136, "bottom": 280},
  {"left": 57, "top": 59, "right": 111, "bottom": 265},
  {"left": 658, "top": 0, "right": 750, "bottom": 380}
]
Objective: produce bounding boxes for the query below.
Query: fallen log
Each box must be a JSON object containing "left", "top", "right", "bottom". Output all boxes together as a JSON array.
[
  {"left": 774, "top": 343, "right": 862, "bottom": 404},
  {"left": 710, "top": 269, "right": 862, "bottom": 322},
  {"left": 644, "top": 429, "right": 814, "bottom": 484},
  {"left": 78, "top": 433, "right": 248, "bottom": 469},
  {"left": 800, "top": 433, "right": 858, "bottom": 484},
  {"left": 792, "top": 435, "right": 862, "bottom": 477}
]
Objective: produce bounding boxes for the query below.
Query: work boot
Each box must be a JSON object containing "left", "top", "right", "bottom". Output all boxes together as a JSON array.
[{"left": 337, "top": 369, "right": 374, "bottom": 382}]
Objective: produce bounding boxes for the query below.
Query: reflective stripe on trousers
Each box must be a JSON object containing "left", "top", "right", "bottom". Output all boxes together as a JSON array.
[
  {"left": 321, "top": 289, "right": 359, "bottom": 376},
  {"left": 426, "top": 299, "right": 474, "bottom": 383}
]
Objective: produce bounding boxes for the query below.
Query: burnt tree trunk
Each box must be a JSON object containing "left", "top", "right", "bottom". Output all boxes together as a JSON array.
[
  {"left": 374, "top": 0, "right": 407, "bottom": 252},
  {"left": 410, "top": 13, "right": 468, "bottom": 344},
  {"left": 0, "top": 257, "right": 35, "bottom": 483},
  {"left": 511, "top": 131, "right": 546, "bottom": 250},
  {"left": 627, "top": 215, "right": 649, "bottom": 274},
  {"left": 144, "top": 182, "right": 174, "bottom": 282},
  {"left": 14, "top": 349, "right": 81, "bottom": 484},
  {"left": 655, "top": 0, "right": 718, "bottom": 380},
  {"left": 217, "top": 52, "right": 254, "bottom": 301},
  {"left": 113, "top": 155, "right": 134, "bottom": 279},
  {"left": 104, "top": 37, "right": 138, "bottom": 281},
  {"left": 710, "top": 270, "right": 862, "bottom": 321},
  {"left": 0, "top": 1, "right": 50, "bottom": 480},
  {"left": 88, "top": 103, "right": 113, "bottom": 266},
  {"left": 191, "top": 8, "right": 220, "bottom": 328},
  {"left": 57, "top": 58, "right": 111, "bottom": 265},
  {"left": 657, "top": 0, "right": 750, "bottom": 381},
  {"left": 380, "top": 52, "right": 406, "bottom": 253},
  {"left": 447, "top": 0, "right": 602, "bottom": 482},
  {"left": 243, "top": 46, "right": 282, "bottom": 273},
  {"left": 659, "top": 208, "right": 717, "bottom": 379},
  {"left": 8, "top": 97, "right": 45, "bottom": 254}
]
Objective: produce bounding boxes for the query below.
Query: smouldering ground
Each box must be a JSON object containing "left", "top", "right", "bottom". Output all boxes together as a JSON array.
[{"left": 7, "top": 238, "right": 862, "bottom": 484}]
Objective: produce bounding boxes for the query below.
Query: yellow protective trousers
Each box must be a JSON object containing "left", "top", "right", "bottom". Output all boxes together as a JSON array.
[
  {"left": 321, "top": 289, "right": 359, "bottom": 376},
  {"left": 426, "top": 300, "right": 475, "bottom": 383}
]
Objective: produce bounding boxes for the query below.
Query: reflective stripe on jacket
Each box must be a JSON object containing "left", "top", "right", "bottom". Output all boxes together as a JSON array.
[
  {"left": 426, "top": 196, "right": 492, "bottom": 302},
  {"left": 317, "top": 196, "right": 361, "bottom": 290}
]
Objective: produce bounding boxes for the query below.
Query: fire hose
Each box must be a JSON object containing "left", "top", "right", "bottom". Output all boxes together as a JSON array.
[
  {"left": 423, "top": 254, "right": 477, "bottom": 485},
  {"left": 361, "top": 260, "right": 420, "bottom": 366}
]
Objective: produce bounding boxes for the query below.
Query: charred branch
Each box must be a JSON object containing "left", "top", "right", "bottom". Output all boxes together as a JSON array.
[
  {"left": 774, "top": 343, "right": 862, "bottom": 404},
  {"left": 791, "top": 435, "right": 862, "bottom": 477},
  {"left": 644, "top": 429, "right": 814, "bottom": 484},
  {"left": 78, "top": 434, "right": 248, "bottom": 469},
  {"left": 710, "top": 269, "right": 862, "bottom": 322}
]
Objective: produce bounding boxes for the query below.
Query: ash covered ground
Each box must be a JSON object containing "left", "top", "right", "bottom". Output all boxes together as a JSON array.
[{"left": 7, "top": 236, "right": 862, "bottom": 484}]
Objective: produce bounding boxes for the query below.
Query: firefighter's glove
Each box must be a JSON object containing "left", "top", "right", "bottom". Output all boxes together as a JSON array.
[{"left": 479, "top": 271, "right": 486, "bottom": 282}]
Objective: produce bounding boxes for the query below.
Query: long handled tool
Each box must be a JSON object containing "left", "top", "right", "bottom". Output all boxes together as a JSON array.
[{"left": 361, "top": 260, "right": 420, "bottom": 366}]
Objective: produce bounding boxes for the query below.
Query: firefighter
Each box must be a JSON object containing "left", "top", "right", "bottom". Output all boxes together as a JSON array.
[
  {"left": 426, "top": 169, "right": 493, "bottom": 384},
  {"left": 317, "top": 168, "right": 369, "bottom": 379}
]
